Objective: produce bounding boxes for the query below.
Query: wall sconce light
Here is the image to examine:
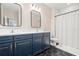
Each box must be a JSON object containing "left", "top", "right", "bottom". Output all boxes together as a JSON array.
[{"left": 31, "top": 4, "right": 40, "bottom": 12}]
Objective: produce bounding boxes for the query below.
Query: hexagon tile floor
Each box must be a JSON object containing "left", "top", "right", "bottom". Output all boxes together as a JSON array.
[{"left": 37, "top": 46, "right": 75, "bottom": 56}]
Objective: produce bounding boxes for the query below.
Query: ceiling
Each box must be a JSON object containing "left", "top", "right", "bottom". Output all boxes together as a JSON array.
[{"left": 44, "top": 3, "right": 79, "bottom": 10}]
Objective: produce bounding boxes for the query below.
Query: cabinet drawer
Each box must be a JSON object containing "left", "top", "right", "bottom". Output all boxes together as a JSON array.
[
  {"left": 43, "top": 33, "right": 50, "bottom": 37},
  {"left": 0, "top": 43, "right": 12, "bottom": 48},
  {"left": 15, "top": 39, "right": 32, "bottom": 45},
  {"left": 0, "top": 36, "right": 13, "bottom": 43},
  {"left": 0, "top": 43, "right": 12, "bottom": 56},
  {"left": 33, "top": 33, "right": 43, "bottom": 38},
  {"left": 14, "top": 34, "right": 32, "bottom": 41},
  {"left": 14, "top": 39, "right": 32, "bottom": 56}
]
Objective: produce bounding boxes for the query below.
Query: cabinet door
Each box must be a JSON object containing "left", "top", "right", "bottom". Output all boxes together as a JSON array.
[
  {"left": 0, "top": 43, "right": 12, "bottom": 56},
  {"left": 33, "top": 33, "right": 42, "bottom": 55},
  {"left": 14, "top": 39, "right": 32, "bottom": 56},
  {"left": 42, "top": 33, "right": 50, "bottom": 50}
]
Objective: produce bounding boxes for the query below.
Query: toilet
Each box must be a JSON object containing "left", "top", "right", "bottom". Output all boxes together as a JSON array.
[{"left": 50, "top": 38, "right": 59, "bottom": 47}]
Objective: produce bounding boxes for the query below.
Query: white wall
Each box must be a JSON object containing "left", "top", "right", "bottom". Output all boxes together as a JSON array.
[
  {"left": 51, "top": 8, "right": 57, "bottom": 38},
  {"left": 0, "top": 3, "right": 52, "bottom": 33},
  {"left": 22, "top": 3, "right": 52, "bottom": 31}
]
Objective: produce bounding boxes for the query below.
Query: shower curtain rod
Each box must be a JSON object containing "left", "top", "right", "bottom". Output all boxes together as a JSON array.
[{"left": 55, "top": 9, "right": 79, "bottom": 17}]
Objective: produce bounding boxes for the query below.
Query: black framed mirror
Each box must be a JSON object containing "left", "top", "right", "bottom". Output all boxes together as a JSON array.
[
  {"left": 31, "top": 10, "right": 41, "bottom": 28},
  {"left": 0, "top": 3, "right": 22, "bottom": 27}
]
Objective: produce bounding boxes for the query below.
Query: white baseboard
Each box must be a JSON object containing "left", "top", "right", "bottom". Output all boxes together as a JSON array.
[
  {"left": 55, "top": 45, "right": 79, "bottom": 56},
  {"left": 51, "top": 44, "right": 79, "bottom": 56}
]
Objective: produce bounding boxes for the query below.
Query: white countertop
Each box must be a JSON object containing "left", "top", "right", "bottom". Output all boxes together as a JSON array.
[{"left": 0, "top": 31, "right": 50, "bottom": 36}]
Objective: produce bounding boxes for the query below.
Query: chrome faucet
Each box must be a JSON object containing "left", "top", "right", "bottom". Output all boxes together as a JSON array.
[
  {"left": 36, "top": 28, "right": 38, "bottom": 32},
  {"left": 11, "top": 29, "right": 14, "bottom": 33}
]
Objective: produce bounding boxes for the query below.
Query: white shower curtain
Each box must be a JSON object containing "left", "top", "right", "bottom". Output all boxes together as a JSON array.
[{"left": 55, "top": 10, "right": 79, "bottom": 49}]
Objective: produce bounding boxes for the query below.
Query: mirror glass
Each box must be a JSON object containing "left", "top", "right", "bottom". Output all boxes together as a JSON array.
[
  {"left": 0, "top": 3, "right": 22, "bottom": 27},
  {"left": 31, "top": 10, "right": 41, "bottom": 28}
]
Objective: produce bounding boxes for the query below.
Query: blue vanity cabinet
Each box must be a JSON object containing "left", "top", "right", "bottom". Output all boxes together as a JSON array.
[
  {"left": 32, "top": 33, "right": 43, "bottom": 55},
  {"left": 14, "top": 34, "right": 32, "bottom": 56},
  {"left": 42, "top": 32, "right": 50, "bottom": 50},
  {"left": 0, "top": 36, "right": 13, "bottom": 56},
  {"left": 0, "top": 32, "right": 50, "bottom": 56}
]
